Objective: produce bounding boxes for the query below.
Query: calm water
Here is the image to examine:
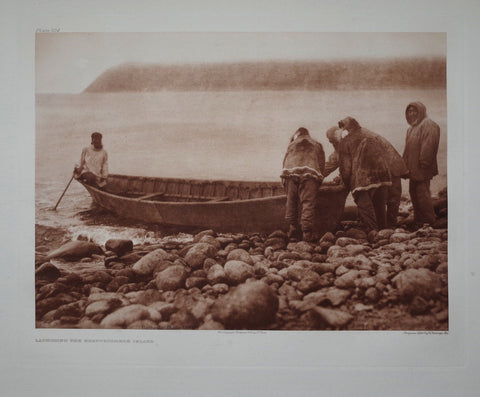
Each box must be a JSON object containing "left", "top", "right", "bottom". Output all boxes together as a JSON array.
[{"left": 35, "top": 90, "right": 447, "bottom": 243}]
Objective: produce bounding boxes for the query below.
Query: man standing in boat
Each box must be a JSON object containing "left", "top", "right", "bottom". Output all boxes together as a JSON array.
[
  {"left": 327, "top": 117, "right": 392, "bottom": 234},
  {"left": 281, "top": 127, "right": 325, "bottom": 242},
  {"left": 74, "top": 132, "right": 109, "bottom": 188},
  {"left": 402, "top": 102, "right": 440, "bottom": 229},
  {"left": 325, "top": 118, "right": 408, "bottom": 228}
]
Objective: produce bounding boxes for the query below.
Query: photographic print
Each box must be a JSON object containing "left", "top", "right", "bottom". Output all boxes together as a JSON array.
[{"left": 35, "top": 32, "right": 447, "bottom": 331}]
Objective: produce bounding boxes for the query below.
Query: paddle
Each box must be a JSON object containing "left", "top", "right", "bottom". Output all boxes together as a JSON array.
[{"left": 53, "top": 173, "right": 75, "bottom": 210}]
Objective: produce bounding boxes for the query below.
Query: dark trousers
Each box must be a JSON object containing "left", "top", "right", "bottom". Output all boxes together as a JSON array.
[
  {"left": 409, "top": 179, "right": 436, "bottom": 226},
  {"left": 386, "top": 177, "right": 402, "bottom": 228},
  {"left": 284, "top": 178, "right": 320, "bottom": 232},
  {"left": 352, "top": 186, "right": 387, "bottom": 232}
]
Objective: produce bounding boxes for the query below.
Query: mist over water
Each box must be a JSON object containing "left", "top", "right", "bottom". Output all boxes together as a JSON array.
[{"left": 35, "top": 90, "right": 447, "bottom": 241}]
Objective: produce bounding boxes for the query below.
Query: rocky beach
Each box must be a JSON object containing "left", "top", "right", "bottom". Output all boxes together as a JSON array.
[{"left": 35, "top": 190, "right": 448, "bottom": 331}]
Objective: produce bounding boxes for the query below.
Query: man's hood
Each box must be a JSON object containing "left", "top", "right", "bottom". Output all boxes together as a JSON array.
[{"left": 405, "top": 102, "right": 427, "bottom": 126}]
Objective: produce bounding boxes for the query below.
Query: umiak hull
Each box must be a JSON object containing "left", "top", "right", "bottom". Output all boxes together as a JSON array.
[{"left": 78, "top": 174, "right": 349, "bottom": 234}]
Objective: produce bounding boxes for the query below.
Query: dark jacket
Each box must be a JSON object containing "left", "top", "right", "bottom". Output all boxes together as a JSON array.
[
  {"left": 402, "top": 102, "right": 440, "bottom": 181},
  {"left": 361, "top": 128, "right": 409, "bottom": 178},
  {"left": 281, "top": 132, "right": 325, "bottom": 182},
  {"left": 338, "top": 129, "right": 391, "bottom": 193}
]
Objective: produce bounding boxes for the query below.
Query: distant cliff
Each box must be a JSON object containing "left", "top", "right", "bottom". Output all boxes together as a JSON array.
[{"left": 84, "top": 58, "right": 446, "bottom": 92}]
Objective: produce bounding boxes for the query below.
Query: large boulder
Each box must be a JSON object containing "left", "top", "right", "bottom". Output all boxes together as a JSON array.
[
  {"left": 211, "top": 281, "right": 279, "bottom": 329},
  {"left": 46, "top": 241, "right": 104, "bottom": 261}
]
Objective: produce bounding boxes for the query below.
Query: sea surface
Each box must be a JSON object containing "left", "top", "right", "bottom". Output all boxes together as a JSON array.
[{"left": 35, "top": 89, "right": 447, "bottom": 244}]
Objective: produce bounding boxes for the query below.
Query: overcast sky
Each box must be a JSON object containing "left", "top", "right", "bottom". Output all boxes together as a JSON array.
[{"left": 36, "top": 32, "right": 446, "bottom": 93}]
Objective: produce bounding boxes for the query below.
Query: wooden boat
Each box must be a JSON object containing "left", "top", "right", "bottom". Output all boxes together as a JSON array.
[{"left": 77, "top": 174, "right": 349, "bottom": 234}]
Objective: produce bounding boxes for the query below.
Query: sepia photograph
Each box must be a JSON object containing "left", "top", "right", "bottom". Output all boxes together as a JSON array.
[
  {"left": 35, "top": 32, "right": 448, "bottom": 331},
  {"left": 4, "top": 0, "right": 480, "bottom": 394}
]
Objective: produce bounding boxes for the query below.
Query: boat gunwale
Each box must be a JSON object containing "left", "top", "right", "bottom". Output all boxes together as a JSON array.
[{"left": 81, "top": 174, "right": 347, "bottom": 205}]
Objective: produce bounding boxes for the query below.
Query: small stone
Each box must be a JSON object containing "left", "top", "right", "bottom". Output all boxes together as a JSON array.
[
  {"left": 169, "top": 309, "right": 201, "bottom": 329},
  {"left": 224, "top": 260, "right": 255, "bottom": 285},
  {"left": 392, "top": 268, "right": 442, "bottom": 301},
  {"left": 211, "top": 283, "right": 229, "bottom": 295},
  {"left": 364, "top": 287, "right": 380, "bottom": 302},
  {"left": 435, "top": 309, "right": 449, "bottom": 322},
  {"left": 155, "top": 265, "right": 188, "bottom": 291},
  {"left": 287, "top": 241, "right": 314, "bottom": 253},
  {"left": 100, "top": 304, "right": 151, "bottom": 328},
  {"left": 334, "top": 270, "right": 361, "bottom": 289},
  {"left": 85, "top": 299, "right": 122, "bottom": 318},
  {"left": 296, "top": 270, "right": 322, "bottom": 294},
  {"left": 118, "top": 252, "right": 144, "bottom": 266},
  {"left": 345, "top": 228, "right": 368, "bottom": 240},
  {"left": 390, "top": 232, "right": 411, "bottom": 243},
  {"left": 125, "top": 289, "right": 163, "bottom": 306},
  {"left": 193, "top": 229, "right": 216, "bottom": 242},
  {"left": 35, "top": 263, "right": 61, "bottom": 282},
  {"left": 148, "top": 302, "right": 176, "bottom": 320},
  {"left": 336, "top": 237, "right": 359, "bottom": 247},
  {"left": 184, "top": 243, "right": 218, "bottom": 270},
  {"left": 311, "top": 262, "right": 335, "bottom": 274},
  {"left": 185, "top": 276, "right": 208, "bottom": 289},
  {"left": 207, "top": 264, "right": 228, "bottom": 285},
  {"left": 132, "top": 248, "right": 171, "bottom": 276},
  {"left": 198, "top": 235, "right": 222, "bottom": 250},
  {"left": 203, "top": 258, "right": 217, "bottom": 272},
  {"left": 320, "top": 232, "right": 336, "bottom": 244},
  {"left": 105, "top": 239, "right": 133, "bottom": 256},
  {"left": 303, "top": 288, "right": 351, "bottom": 308},
  {"left": 199, "top": 316, "right": 225, "bottom": 330},
  {"left": 357, "top": 277, "right": 376, "bottom": 290},
  {"left": 376, "top": 229, "right": 395, "bottom": 240},
  {"left": 312, "top": 306, "right": 354, "bottom": 328},
  {"left": 105, "top": 276, "right": 130, "bottom": 292},
  {"left": 409, "top": 295, "right": 430, "bottom": 315},
  {"left": 436, "top": 263, "right": 448, "bottom": 274},
  {"left": 264, "top": 237, "right": 286, "bottom": 250},
  {"left": 354, "top": 303, "right": 373, "bottom": 312},
  {"left": 335, "top": 265, "right": 349, "bottom": 276},
  {"left": 226, "top": 249, "right": 254, "bottom": 265},
  {"left": 127, "top": 319, "right": 158, "bottom": 329}
]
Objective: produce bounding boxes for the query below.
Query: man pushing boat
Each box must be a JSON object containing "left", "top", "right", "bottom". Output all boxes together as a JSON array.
[{"left": 281, "top": 127, "right": 325, "bottom": 242}]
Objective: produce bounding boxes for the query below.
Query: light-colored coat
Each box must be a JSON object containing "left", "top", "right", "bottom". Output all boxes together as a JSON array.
[{"left": 281, "top": 132, "right": 325, "bottom": 182}]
